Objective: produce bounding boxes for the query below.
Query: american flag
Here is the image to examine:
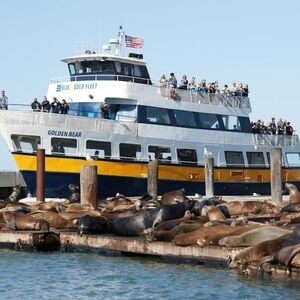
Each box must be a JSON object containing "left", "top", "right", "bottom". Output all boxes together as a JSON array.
[{"left": 125, "top": 35, "right": 144, "bottom": 48}]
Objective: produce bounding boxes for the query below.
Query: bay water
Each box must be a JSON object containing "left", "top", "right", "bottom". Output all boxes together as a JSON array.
[{"left": 0, "top": 250, "right": 299, "bottom": 299}]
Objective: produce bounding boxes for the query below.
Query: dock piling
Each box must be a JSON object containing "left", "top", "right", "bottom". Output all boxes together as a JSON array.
[
  {"left": 147, "top": 159, "right": 158, "bottom": 200},
  {"left": 205, "top": 156, "right": 214, "bottom": 197},
  {"left": 36, "top": 148, "right": 45, "bottom": 202},
  {"left": 80, "top": 165, "right": 98, "bottom": 209},
  {"left": 270, "top": 147, "right": 282, "bottom": 203}
]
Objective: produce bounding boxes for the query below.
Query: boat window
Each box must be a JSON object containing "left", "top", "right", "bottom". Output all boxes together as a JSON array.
[
  {"left": 115, "top": 61, "right": 122, "bottom": 73},
  {"left": 119, "top": 143, "right": 141, "bottom": 160},
  {"left": 198, "top": 113, "right": 220, "bottom": 129},
  {"left": 146, "top": 107, "right": 171, "bottom": 125},
  {"left": 51, "top": 138, "right": 77, "bottom": 156},
  {"left": 222, "top": 115, "right": 241, "bottom": 131},
  {"left": 86, "top": 140, "right": 111, "bottom": 159},
  {"left": 286, "top": 153, "right": 300, "bottom": 167},
  {"left": 114, "top": 104, "right": 137, "bottom": 122},
  {"left": 132, "top": 65, "right": 142, "bottom": 77},
  {"left": 173, "top": 110, "right": 197, "bottom": 128},
  {"left": 148, "top": 146, "right": 172, "bottom": 163},
  {"left": 69, "top": 102, "right": 101, "bottom": 118},
  {"left": 68, "top": 63, "right": 76, "bottom": 76},
  {"left": 177, "top": 149, "right": 198, "bottom": 164},
  {"left": 11, "top": 135, "right": 40, "bottom": 153},
  {"left": 225, "top": 151, "right": 244, "bottom": 167},
  {"left": 246, "top": 152, "right": 265, "bottom": 167},
  {"left": 122, "top": 63, "right": 132, "bottom": 76}
]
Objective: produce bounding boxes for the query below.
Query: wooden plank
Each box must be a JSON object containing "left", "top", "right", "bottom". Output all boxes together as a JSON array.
[{"left": 60, "top": 232, "right": 241, "bottom": 263}]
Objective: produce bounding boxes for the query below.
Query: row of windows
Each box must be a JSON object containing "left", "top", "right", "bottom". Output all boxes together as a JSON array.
[
  {"left": 138, "top": 106, "right": 251, "bottom": 132},
  {"left": 68, "top": 61, "right": 150, "bottom": 82},
  {"left": 11, "top": 135, "right": 300, "bottom": 167}
]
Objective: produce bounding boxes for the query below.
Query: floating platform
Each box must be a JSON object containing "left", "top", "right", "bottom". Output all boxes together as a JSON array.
[
  {"left": 0, "top": 230, "right": 59, "bottom": 251},
  {"left": 59, "top": 232, "right": 241, "bottom": 264}
]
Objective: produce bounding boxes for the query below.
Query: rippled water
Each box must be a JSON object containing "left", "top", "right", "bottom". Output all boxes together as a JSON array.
[{"left": 0, "top": 250, "right": 299, "bottom": 299}]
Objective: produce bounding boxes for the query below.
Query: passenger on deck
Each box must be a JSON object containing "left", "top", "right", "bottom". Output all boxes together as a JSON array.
[
  {"left": 101, "top": 103, "right": 110, "bottom": 119},
  {"left": 243, "top": 84, "right": 249, "bottom": 97},
  {"left": 159, "top": 74, "right": 168, "bottom": 88},
  {"left": 60, "top": 99, "right": 69, "bottom": 114},
  {"left": 285, "top": 122, "right": 294, "bottom": 135},
  {"left": 208, "top": 82, "right": 216, "bottom": 94},
  {"left": 31, "top": 98, "right": 42, "bottom": 112},
  {"left": 168, "top": 73, "right": 177, "bottom": 88},
  {"left": 236, "top": 83, "right": 244, "bottom": 96},
  {"left": 270, "top": 117, "right": 277, "bottom": 135},
  {"left": 230, "top": 82, "right": 237, "bottom": 95},
  {"left": 197, "top": 79, "right": 207, "bottom": 94},
  {"left": 188, "top": 77, "right": 196, "bottom": 91},
  {"left": 0, "top": 90, "right": 8, "bottom": 110},
  {"left": 222, "top": 84, "right": 229, "bottom": 95},
  {"left": 51, "top": 97, "right": 61, "bottom": 114},
  {"left": 277, "top": 118, "right": 284, "bottom": 135},
  {"left": 42, "top": 96, "right": 51, "bottom": 112},
  {"left": 179, "top": 75, "right": 188, "bottom": 90}
]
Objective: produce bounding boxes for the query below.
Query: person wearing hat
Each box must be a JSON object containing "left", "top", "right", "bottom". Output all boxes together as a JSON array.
[{"left": 0, "top": 90, "right": 8, "bottom": 110}]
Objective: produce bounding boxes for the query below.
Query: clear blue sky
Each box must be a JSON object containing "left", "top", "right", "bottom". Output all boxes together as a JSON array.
[{"left": 0, "top": 0, "right": 300, "bottom": 169}]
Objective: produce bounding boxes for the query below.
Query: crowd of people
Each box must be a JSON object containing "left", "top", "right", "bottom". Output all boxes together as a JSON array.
[
  {"left": 31, "top": 97, "right": 69, "bottom": 114},
  {"left": 251, "top": 118, "right": 294, "bottom": 135},
  {"left": 159, "top": 73, "right": 249, "bottom": 97}
]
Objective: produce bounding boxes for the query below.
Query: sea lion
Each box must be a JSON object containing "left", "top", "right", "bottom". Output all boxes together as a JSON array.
[
  {"left": 222, "top": 200, "right": 279, "bottom": 216},
  {"left": 193, "top": 199, "right": 215, "bottom": 216},
  {"left": 145, "top": 222, "right": 205, "bottom": 242},
  {"left": 77, "top": 215, "right": 112, "bottom": 235},
  {"left": 65, "top": 203, "right": 95, "bottom": 213},
  {"left": 285, "top": 182, "right": 300, "bottom": 203},
  {"left": 160, "top": 188, "right": 187, "bottom": 205},
  {"left": 277, "top": 244, "right": 300, "bottom": 268},
  {"left": 68, "top": 183, "right": 80, "bottom": 203},
  {"left": 174, "top": 224, "right": 258, "bottom": 247},
  {"left": 219, "top": 226, "right": 291, "bottom": 247},
  {"left": 59, "top": 210, "right": 101, "bottom": 221},
  {"left": 2, "top": 211, "right": 49, "bottom": 231},
  {"left": 112, "top": 200, "right": 192, "bottom": 236},
  {"left": 7, "top": 185, "right": 23, "bottom": 202},
  {"left": 202, "top": 205, "right": 226, "bottom": 222},
  {"left": 104, "top": 194, "right": 140, "bottom": 212},
  {"left": 30, "top": 211, "right": 77, "bottom": 229},
  {"left": 229, "top": 224, "right": 300, "bottom": 268}
]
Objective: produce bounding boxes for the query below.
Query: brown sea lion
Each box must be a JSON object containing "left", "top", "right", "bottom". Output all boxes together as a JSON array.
[
  {"left": 30, "top": 211, "right": 77, "bottom": 229},
  {"left": 145, "top": 222, "right": 205, "bottom": 242},
  {"left": 68, "top": 183, "right": 80, "bottom": 203},
  {"left": 222, "top": 200, "right": 278, "bottom": 216},
  {"left": 102, "top": 209, "right": 137, "bottom": 221},
  {"left": 202, "top": 206, "right": 226, "bottom": 222},
  {"left": 285, "top": 183, "right": 300, "bottom": 203},
  {"left": 65, "top": 203, "right": 95, "bottom": 213},
  {"left": 2, "top": 211, "right": 49, "bottom": 231},
  {"left": 174, "top": 224, "right": 259, "bottom": 247},
  {"left": 59, "top": 210, "right": 101, "bottom": 221},
  {"left": 160, "top": 188, "right": 187, "bottom": 205},
  {"left": 219, "top": 226, "right": 291, "bottom": 247},
  {"left": 229, "top": 225, "right": 300, "bottom": 268}
]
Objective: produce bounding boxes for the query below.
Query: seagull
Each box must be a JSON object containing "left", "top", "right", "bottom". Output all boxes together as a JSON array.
[
  {"left": 204, "top": 147, "right": 212, "bottom": 157},
  {"left": 86, "top": 153, "right": 96, "bottom": 164}
]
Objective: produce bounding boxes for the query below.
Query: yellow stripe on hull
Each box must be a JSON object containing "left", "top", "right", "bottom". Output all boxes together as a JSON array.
[{"left": 12, "top": 153, "right": 300, "bottom": 183}]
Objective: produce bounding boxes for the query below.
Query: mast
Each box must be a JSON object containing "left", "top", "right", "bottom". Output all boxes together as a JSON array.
[{"left": 115, "top": 25, "right": 124, "bottom": 56}]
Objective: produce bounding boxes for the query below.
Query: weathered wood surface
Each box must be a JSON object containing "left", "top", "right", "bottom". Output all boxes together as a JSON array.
[
  {"left": 60, "top": 232, "right": 241, "bottom": 263},
  {"left": 0, "top": 230, "right": 59, "bottom": 251}
]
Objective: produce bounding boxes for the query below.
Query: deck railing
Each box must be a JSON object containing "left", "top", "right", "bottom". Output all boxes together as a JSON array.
[{"left": 49, "top": 75, "right": 251, "bottom": 110}]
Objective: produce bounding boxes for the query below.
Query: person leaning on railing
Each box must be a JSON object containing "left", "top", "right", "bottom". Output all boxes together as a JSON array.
[
  {"left": 31, "top": 97, "right": 42, "bottom": 112},
  {"left": 0, "top": 90, "right": 8, "bottom": 110},
  {"left": 42, "top": 96, "right": 51, "bottom": 112}
]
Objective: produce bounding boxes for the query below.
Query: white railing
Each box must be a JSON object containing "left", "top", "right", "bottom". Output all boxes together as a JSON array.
[{"left": 253, "top": 134, "right": 300, "bottom": 147}]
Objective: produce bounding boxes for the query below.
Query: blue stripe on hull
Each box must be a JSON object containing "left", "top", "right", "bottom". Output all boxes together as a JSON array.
[{"left": 22, "top": 171, "right": 299, "bottom": 198}]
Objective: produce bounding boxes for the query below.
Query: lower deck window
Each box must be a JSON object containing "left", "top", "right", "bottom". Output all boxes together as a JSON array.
[
  {"left": 246, "top": 152, "right": 265, "bottom": 167},
  {"left": 51, "top": 138, "right": 77, "bottom": 156},
  {"left": 11, "top": 135, "right": 41, "bottom": 153},
  {"left": 119, "top": 143, "right": 141, "bottom": 160},
  {"left": 225, "top": 151, "right": 244, "bottom": 167},
  {"left": 86, "top": 140, "right": 111, "bottom": 159},
  {"left": 148, "top": 145, "right": 171, "bottom": 162},
  {"left": 286, "top": 153, "right": 300, "bottom": 167},
  {"left": 177, "top": 148, "right": 197, "bottom": 164}
]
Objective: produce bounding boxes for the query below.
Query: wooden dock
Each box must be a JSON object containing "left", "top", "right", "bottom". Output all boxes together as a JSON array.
[
  {"left": 0, "top": 230, "right": 59, "bottom": 251},
  {"left": 59, "top": 232, "right": 240, "bottom": 264}
]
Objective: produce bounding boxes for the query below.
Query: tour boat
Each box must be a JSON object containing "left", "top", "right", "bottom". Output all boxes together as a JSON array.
[{"left": 0, "top": 27, "right": 300, "bottom": 198}]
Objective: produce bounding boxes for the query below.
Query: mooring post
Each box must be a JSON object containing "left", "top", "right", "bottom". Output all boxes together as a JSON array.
[
  {"left": 205, "top": 156, "right": 214, "bottom": 197},
  {"left": 36, "top": 148, "right": 45, "bottom": 202},
  {"left": 147, "top": 159, "right": 158, "bottom": 200},
  {"left": 270, "top": 147, "right": 282, "bottom": 203},
  {"left": 80, "top": 165, "right": 98, "bottom": 209}
]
